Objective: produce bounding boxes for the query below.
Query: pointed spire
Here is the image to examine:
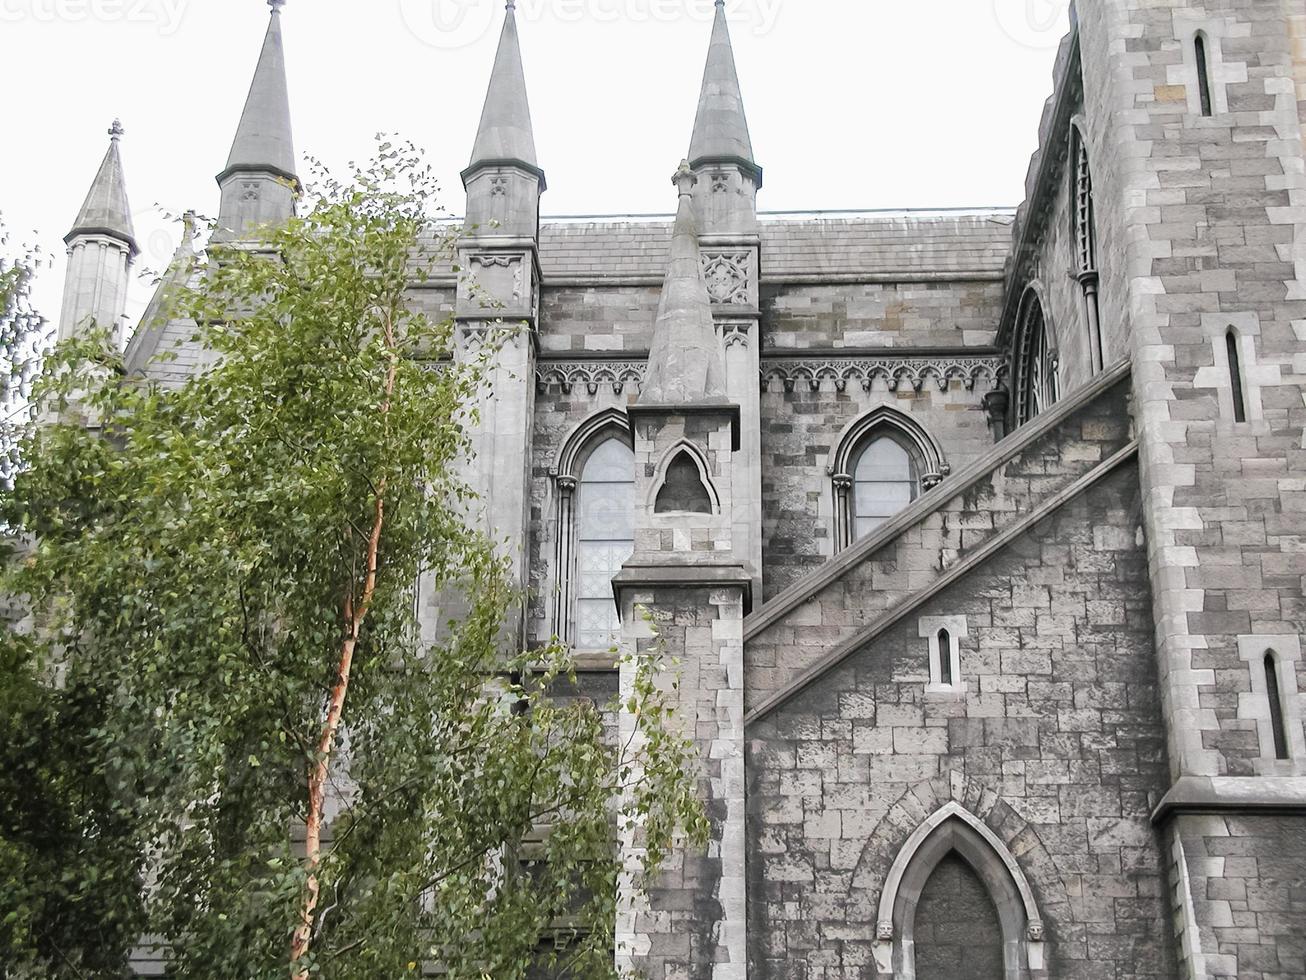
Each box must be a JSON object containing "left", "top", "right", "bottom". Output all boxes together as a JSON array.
[
  {"left": 688, "top": 0, "right": 759, "bottom": 183},
  {"left": 219, "top": 0, "right": 297, "bottom": 186},
  {"left": 467, "top": 1, "right": 540, "bottom": 175},
  {"left": 642, "top": 163, "right": 730, "bottom": 404},
  {"left": 66, "top": 120, "right": 138, "bottom": 256}
]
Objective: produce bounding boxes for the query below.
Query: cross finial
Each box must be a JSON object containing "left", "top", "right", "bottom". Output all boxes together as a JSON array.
[
  {"left": 268, "top": 0, "right": 284, "bottom": 12},
  {"left": 108, "top": 119, "right": 124, "bottom": 141},
  {"left": 715, "top": 0, "right": 725, "bottom": 7},
  {"left": 505, "top": 0, "right": 515, "bottom": 9}
]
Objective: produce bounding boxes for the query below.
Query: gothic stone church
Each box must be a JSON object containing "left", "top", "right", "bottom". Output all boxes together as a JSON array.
[{"left": 55, "top": 0, "right": 1306, "bottom": 976}]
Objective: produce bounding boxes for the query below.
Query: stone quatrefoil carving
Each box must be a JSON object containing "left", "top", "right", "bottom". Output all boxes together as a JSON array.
[{"left": 701, "top": 252, "right": 752, "bottom": 305}]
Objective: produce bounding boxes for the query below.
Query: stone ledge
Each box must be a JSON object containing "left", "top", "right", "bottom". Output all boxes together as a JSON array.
[
  {"left": 627, "top": 401, "right": 742, "bottom": 452},
  {"left": 1152, "top": 776, "right": 1306, "bottom": 824},
  {"left": 613, "top": 561, "right": 753, "bottom": 614}
]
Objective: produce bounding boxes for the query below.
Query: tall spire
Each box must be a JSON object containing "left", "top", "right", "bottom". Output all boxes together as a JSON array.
[
  {"left": 642, "top": 163, "right": 730, "bottom": 404},
  {"left": 688, "top": 0, "right": 759, "bottom": 183},
  {"left": 66, "top": 120, "right": 137, "bottom": 257},
  {"left": 60, "top": 121, "right": 137, "bottom": 344},
  {"left": 467, "top": 1, "right": 539, "bottom": 174},
  {"left": 220, "top": 0, "right": 296, "bottom": 185},
  {"left": 215, "top": 1, "right": 298, "bottom": 240}
]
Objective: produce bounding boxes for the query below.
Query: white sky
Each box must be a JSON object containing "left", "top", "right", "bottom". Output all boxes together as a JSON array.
[{"left": 1, "top": 0, "right": 1073, "bottom": 330}]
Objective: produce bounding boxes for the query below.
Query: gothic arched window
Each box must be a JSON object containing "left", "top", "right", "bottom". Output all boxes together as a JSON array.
[
  {"left": 852, "top": 437, "right": 918, "bottom": 541},
  {"left": 1013, "top": 287, "right": 1058, "bottom": 426},
  {"left": 573, "top": 438, "right": 635, "bottom": 650},
  {"left": 830, "top": 408, "right": 946, "bottom": 551},
  {"left": 551, "top": 411, "right": 635, "bottom": 651}
]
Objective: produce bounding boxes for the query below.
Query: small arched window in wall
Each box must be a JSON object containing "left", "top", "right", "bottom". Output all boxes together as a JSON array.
[
  {"left": 572, "top": 437, "right": 635, "bottom": 650},
  {"left": 1236, "top": 634, "right": 1305, "bottom": 772},
  {"left": 654, "top": 451, "right": 713, "bottom": 514},
  {"left": 1195, "top": 33, "right": 1214, "bottom": 116},
  {"left": 937, "top": 629, "right": 954, "bottom": 687},
  {"left": 922, "top": 615, "right": 966, "bottom": 694},
  {"left": 1266, "top": 652, "right": 1291, "bottom": 761},
  {"left": 1226, "top": 328, "right": 1248, "bottom": 424},
  {"left": 1013, "top": 287, "right": 1058, "bottom": 426}
]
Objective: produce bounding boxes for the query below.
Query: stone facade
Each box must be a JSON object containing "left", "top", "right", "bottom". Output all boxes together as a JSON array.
[{"left": 53, "top": 0, "right": 1306, "bottom": 976}]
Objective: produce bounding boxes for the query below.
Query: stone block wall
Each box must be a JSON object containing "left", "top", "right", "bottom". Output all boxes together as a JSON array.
[
  {"left": 539, "top": 285, "right": 662, "bottom": 355},
  {"left": 745, "top": 371, "right": 1135, "bottom": 710},
  {"left": 757, "top": 375, "right": 999, "bottom": 599},
  {"left": 1166, "top": 814, "right": 1306, "bottom": 978},
  {"left": 745, "top": 461, "right": 1177, "bottom": 980},
  {"left": 1081, "top": 0, "right": 1306, "bottom": 781},
  {"left": 760, "top": 279, "right": 1003, "bottom": 351},
  {"left": 615, "top": 583, "right": 747, "bottom": 980}
]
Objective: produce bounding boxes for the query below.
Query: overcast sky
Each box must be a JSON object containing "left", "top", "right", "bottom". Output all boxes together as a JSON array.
[{"left": 1, "top": 0, "right": 1073, "bottom": 328}]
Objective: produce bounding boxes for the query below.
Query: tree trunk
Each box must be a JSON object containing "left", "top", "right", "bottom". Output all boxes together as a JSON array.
[{"left": 290, "top": 322, "right": 397, "bottom": 977}]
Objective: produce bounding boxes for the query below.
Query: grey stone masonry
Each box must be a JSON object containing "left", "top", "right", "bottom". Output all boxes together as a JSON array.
[
  {"left": 1086, "top": 0, "right": 1306, "bottom": 782},
  {"left": 745, "top": 364, "right": 1135, "bottom": 714},
  {"left": 614, "top": 406, "right": 748, "bottom": 980},
  {"left": 1078, "top": 0, "right": 1306, "bottom": 972},
  {"left": 746, "top": 460, "right": 1176, "bottom": 980}
]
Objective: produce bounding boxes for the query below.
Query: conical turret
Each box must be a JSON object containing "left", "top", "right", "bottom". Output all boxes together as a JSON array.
[
  {"left": 66, "top": 119, "right": 138, "bottom": 257},
  {"left": 59, "top": 121, "right": 137, "bottom": 344},
  {"left": 216, "top": 0, "right": 298, "bottom": 240},
  {"left": 463, "top": 1, "right": 545, "bottom": 239}
]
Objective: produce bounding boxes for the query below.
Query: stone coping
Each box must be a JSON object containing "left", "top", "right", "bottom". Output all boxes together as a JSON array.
[{"left": 1152, "top": 776, "right": 1306, "bottom": 824}]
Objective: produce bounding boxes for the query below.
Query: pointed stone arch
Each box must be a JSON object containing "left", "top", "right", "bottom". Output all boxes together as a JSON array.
[
  {"left": 873, "top": 802, "right": 1047, "bottom": 980},
  {"left": 553, "top": 407, "right": 632, "bottom": 480},
  {"left": 646, "top": 440, "right": 720, "bottom": 516}
]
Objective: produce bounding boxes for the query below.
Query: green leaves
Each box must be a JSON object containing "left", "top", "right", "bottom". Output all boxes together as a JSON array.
[{"left": 0, "top": 144, "right": 703, "bottom": 980}]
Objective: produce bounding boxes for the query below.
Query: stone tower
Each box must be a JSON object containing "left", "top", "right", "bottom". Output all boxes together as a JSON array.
[
  {"left": 454, "top": 0, "right": 545, "bottom": 644},
  {"left": 59, "top": 120, "right": 137, "bottom": 346},
  {"left": 215, "top": 0, "right": 298, "bottom": 242},
  {"left": 614, "top": 163, "right": 749, "bottom": 980},
  {"left": 1077, "top": 0, "right": 1306, "bottom": 974}
]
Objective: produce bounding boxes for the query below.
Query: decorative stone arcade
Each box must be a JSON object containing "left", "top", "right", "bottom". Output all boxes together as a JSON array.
[{"left": 614, "top": 164, "right": 750, "bottom": 980}]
